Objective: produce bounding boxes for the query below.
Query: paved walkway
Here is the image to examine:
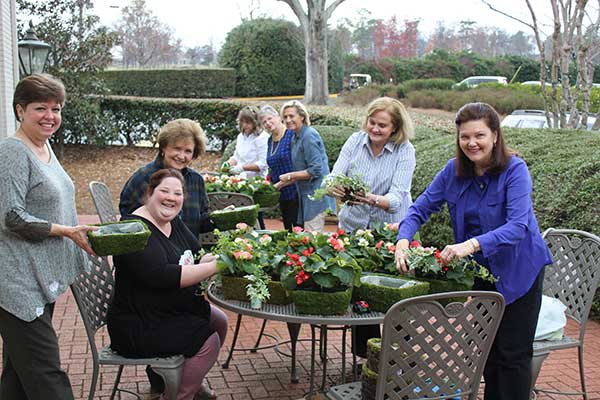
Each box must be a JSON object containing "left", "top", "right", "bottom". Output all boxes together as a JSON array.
[{"left": 1, "top": 216, "right": 599, "bottom": 399}]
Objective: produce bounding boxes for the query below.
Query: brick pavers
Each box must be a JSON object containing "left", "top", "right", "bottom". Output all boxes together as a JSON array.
[{"left": 1, "top": 217, "right": 599, "bottom": 399}]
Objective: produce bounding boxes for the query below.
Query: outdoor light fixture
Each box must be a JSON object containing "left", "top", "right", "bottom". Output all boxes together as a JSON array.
[{"left": 17, "top": 21, "right": 51, "bottom": 77}]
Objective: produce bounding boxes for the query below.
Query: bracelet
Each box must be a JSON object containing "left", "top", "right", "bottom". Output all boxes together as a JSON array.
[
  {"left": 469, "top": 238, "right": 478, "bottom": 253},
  {"left": 287, "top": 174, "right": 292, "bottom": 182}
]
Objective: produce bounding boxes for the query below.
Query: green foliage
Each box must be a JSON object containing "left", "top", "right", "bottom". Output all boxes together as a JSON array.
[
  {"left": 219, "top": 18, "right": 305, "bottom": 97},
  {"left": 312, "top": 125, "right": 357, "bottom": 170},
  {"left": 401, "top": 78, "right": 456, "bottom": 93},
  {"left": 98, "top": 97, "right": 242, "bottom": 149},
  {"left": 99, "top": 69, "right": 236, "bottom": 98}
]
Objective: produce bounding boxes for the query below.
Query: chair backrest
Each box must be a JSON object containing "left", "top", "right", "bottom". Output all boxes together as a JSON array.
[
  {"left": 71, "top": 255, "right": 115, "bottom": 349},
  {"left": 89, "top": 181, "right": 118, "bottom": 223},
  {"left": 541, "top": 228, "right": 600, "bottom": 339},
  {"left": 375, "top": 291, "right": 505, "bottom": 400},
  {"left": 207, "top": 192, "right": 254, "bottom": 211}
]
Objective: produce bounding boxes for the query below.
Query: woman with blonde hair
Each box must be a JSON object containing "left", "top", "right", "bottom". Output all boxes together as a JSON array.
[
  {"left": 327, "top": 96, "right": 416, "bottom": 358},
  {"left": 275, "top": 100, "right": 332, "bottom": 232}
]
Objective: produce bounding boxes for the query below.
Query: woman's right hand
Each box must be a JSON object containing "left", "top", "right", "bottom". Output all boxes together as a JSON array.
[
  {"left": 395, "top": 239, "right": 410, "bottom": 273},
  {"left": 327, "top": 185, "right": 345, "bottom": 199}
]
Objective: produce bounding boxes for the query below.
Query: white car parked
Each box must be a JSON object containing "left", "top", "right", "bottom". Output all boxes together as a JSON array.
[
  {"left": 501, "top": 109, "right": 597, "bottom": 130},
  {"left": 455, "top": 76, "right": 508, "bottom": 88}
]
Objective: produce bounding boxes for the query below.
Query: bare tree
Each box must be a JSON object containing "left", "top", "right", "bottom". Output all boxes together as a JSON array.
[{"left": 277, "top": 0, "right": 347, "bottom": 105}]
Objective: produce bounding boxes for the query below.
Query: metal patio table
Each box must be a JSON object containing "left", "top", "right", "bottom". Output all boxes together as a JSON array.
[{"left": 207, "top": 284, "right": 385, "bottom": 394}]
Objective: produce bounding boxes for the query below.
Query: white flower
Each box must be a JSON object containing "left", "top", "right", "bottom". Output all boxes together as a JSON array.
[{"left": 358, "top": 237, "right": 369, "bottom": 247}]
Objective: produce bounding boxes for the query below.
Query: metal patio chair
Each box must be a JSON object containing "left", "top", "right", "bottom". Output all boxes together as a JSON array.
[
  {"left": 531, "top": 228, "right": 600, "bottom": 400},
  {"left": 70, "top": 255, "right": 184, "bottom": 400},
  {"left": 88, "top": 181, "right": 118, "bottom": 223},
  {"left": 327, "top": 291, "right": 506, "bottom": 400}
]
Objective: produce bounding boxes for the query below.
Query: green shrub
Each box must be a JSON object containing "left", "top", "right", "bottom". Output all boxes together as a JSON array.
[
  {"left": 99, "top": 69, "right": 236, "bottom": 99},
  {"left": 219, "top": 18, "right": 305, "bottom": 97},
  {"left": 338, "top": 86, "right": 382, "bottom": 106},
  {"left": 402, "top": 78, "right": 456, "bottom": 93},
  {"left": 313, "top": 125, "right": 357, "bottom": 170}
]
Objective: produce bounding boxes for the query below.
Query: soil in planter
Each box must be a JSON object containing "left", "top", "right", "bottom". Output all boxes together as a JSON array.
[{"left": 291, "top": 287, "right": 352, "bottom": 315}]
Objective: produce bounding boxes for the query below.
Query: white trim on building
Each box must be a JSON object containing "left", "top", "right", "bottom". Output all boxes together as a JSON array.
[{"left": 0, "top": 0, "right": 18, "bottom": 138}]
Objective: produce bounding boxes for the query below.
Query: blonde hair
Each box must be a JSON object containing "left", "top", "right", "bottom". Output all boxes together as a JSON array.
[
  {"left": 157, "top": 119, "right": 207, "bottom": 160},
  {"left": 363, "top": 97, "right": 414, "bottom": 144},
  {"left": 281, "top": 100, "right": 311, "bottom": 126},
  {"left": 237, "top": 105, "right": 261, "bottom": 135}
]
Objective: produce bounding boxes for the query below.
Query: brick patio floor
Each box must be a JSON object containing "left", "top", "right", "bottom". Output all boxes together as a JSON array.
[{"left": 1, "top": 216, "right": 599, "bottom": 399}]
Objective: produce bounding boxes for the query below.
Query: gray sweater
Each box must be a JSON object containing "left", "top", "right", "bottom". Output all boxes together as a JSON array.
[{"left": 0, "top": 137, "right": 87, "bottom": 322}]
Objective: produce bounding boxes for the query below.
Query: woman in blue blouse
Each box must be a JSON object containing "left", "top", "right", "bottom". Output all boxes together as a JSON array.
[
  {"left": 395, "top": 102, "right": 552, "bottom": 400},
  {"left": 258, "top": 105, "right": 299, "bottom": 231},
  {"left": 274, "top": 100, "right": 331, "bottom": 232}
]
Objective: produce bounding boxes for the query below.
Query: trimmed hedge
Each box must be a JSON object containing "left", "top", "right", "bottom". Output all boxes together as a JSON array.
[{"left": 99, "top": 69, "right": 236, "bottom": 99}]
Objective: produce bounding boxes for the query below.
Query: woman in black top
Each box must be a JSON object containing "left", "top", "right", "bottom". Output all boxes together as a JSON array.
[{"left": 108, "top": 169, "right": 226, "bottom": 400}]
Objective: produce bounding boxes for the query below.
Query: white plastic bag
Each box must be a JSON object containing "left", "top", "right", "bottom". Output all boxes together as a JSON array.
[{"left": 535, "top": 295, "right": 567, "bottom": 341}]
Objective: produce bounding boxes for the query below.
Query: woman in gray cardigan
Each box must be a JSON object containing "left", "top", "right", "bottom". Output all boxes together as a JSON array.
[{"left": 0, "top": 74, "right": 96, "bottom": 399}]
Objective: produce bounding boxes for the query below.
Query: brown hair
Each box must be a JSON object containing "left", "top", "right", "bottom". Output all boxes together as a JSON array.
[
  {"left": 454, "top": 102, "right": 513, "bottom": 177},
  {"left": 13, "top": 74, "right": 66, "bottom": 120},
  {"left": 145, "top": 168, "right": 185, "bottom": 200},
  {"left": 236, "top": 106, "right": 261, "bottom": 135},
  {"left": 156, "top": 119, "right": 206, "bottom": 160},
  {"left": 363, "top": 97, "right": 414, "bottom": 144}
]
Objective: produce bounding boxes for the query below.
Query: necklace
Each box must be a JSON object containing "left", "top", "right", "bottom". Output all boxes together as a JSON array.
[{"left": 270, "top": 139, "right": 282, "bottom": 157}]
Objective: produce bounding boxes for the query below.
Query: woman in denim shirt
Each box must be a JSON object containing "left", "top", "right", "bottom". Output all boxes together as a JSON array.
[
  {"left": 275, "top": 100, "right": 332, "bottom": 232},
  {"left": 395, "top": 103, "right": 552, "bottom": 400}
]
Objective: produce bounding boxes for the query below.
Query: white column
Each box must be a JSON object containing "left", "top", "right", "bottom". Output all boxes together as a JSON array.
[{"left": 0, "top": 0, "right": 18, "bottom": 138}]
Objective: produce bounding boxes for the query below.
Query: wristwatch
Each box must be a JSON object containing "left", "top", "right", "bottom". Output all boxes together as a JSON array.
[{"left": 287, "top": 174, "right": 292, "bottom": 182}]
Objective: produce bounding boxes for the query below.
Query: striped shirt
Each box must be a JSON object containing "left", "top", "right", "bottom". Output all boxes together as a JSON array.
[
  {"left": 329, "top": 131, "right": 416, "bottom": 232},
  {"left": 267, "top": 130, "right": 298, "bottom": 201}
]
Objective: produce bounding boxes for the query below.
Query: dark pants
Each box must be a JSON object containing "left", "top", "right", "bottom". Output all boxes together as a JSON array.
[
  {"left": 352, "top": 325, "right": 381, "bottom": 358},
  {"left": 0, "top": 303, "right": 74, "bottom": 400},
  {"left": 280, "top": 199, "right": 299, "bottom": 231},
  {"left": 258, "top": 211, "right": 266, "bottom": 230},
  {"left": 474, "top": 269, "right": 544, "bottom": 400}
]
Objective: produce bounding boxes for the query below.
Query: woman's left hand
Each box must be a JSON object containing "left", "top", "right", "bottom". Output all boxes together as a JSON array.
[
  {"left": 275, "top": 173, "right": 294, "bottom": 190},
  {"left": 439, "top": 241, "right": 473, "bottom": 264},
  {"left": 350, "top": 192, "right": 378, "bottom": 207},
  {"left": 65, "top": 225, "right": 98, "bottom": 256}
]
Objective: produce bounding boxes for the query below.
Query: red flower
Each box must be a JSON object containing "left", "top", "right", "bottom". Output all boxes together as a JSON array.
[
  {"left": 337, "top": 228, "right": 345, "bottom": 236},
  {"left": 295, "top": 270, "right": 310, "bottom": 285},
  {"left": 302, "top": 247, "right": 314, "bottom": 257},
  {"left": 375, "top": 240, "right": 384, "bottom": 249},
  {"left": 410, "top": 240, "right": 421, "bottom": 248},
  {"left": 301, "top": 236, "right": 310, "bottom": 245}
]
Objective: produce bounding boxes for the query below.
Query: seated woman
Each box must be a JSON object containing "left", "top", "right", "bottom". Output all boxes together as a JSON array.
[{"left": 107, "top": 169, "right": 227, "bottom": 400}]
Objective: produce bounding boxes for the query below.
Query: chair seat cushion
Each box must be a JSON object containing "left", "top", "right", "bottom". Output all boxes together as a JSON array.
[
  {"left": 533, "top": 335, "right": 579, "bottom": 354},
  {"left": 99, "top": 346, "right": 185, "bottom": 368}
]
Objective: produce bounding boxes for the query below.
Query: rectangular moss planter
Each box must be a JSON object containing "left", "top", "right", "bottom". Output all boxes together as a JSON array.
[
  {"left": 210, "top": 204, "right": 259, "bottom": 231},
  {"left": 417, "top": 274, "right": 473, "bottom": 304},
  {"left": 87, "top": 220, "right": 150, "bottom": 256},
  {"left": 221, "top": 275, "right": 292, "bottom": 305},
  {"left": 252, "top": 191, "right": 280, "bottom": 208},
  {"left": 353, "top": 273, "right": 430, "bottom": 313},
  {"left": 291, "top": 287, "right": 352, "bottom": 315}
]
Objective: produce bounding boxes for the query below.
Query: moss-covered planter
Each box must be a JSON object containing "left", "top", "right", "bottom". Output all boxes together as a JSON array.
[
  {"left": 291, "top": 287, "right": 352, "bottom": 315},
  {"left": 221, "top": 276, "right": 292, "bottom": 305},
  {"left": 417, "top": 275, "right": 473, "bottom": 304},
  {"left": 252, "top": 191, "right": 280, "bottom": 208},
  {"left": 361, "top": 363, "right": 378, "bottom": 400},
  {"left": 366, "top": 338, "right": 382, "bottom": 374},
  {"left": 210, "top": 204, "right": 259, "bottom": 231},
  {"left": 353, "top": 273, "right": 430, "bottom": 313},
  {"left": 87, "top": 220, "right": 150, "bottom": 256}
]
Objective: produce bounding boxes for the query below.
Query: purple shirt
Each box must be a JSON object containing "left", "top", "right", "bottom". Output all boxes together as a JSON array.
[{"left": 397, "top": 156, "right": 552, "bottom": 304}]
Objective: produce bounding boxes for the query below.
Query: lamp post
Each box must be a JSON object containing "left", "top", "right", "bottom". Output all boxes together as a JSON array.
[{"left": 17, "top": 21, "right": 51, "bottom": 77}]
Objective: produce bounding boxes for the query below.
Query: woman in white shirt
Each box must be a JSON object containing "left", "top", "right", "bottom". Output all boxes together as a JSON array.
[{"left": 227, "top": 106, "right": 269, "bottom": 178}]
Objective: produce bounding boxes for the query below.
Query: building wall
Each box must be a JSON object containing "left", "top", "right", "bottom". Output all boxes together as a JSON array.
[{"left": 0, "top": 0, "right": 17, "bottom": 138}]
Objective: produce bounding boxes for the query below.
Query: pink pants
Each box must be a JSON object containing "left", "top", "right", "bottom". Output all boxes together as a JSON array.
[{"left": 162, "top": 305, "right": 228, "bottom": 400}]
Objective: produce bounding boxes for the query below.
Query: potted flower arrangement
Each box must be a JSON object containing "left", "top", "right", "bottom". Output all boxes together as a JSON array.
[
  {"left": 402, "top": 240, "right": 497, "bottom": 294},
  {"left": 212, "top": 224, "right": 291, "bottom": 307},
  {"left": 247, "top": 176, "right": 280, "bottom": 208},
  {"left": 279, "top": 227, "right": 362, "bottom": 315},
  {"left": 310, "top": 174, "right": 370, "bottom": 205},
  {"left": 203, "top": 174, "right": 280, "bottom": 208}
]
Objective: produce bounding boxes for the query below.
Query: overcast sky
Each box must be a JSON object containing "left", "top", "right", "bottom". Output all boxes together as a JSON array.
[{"left": 92, "top": 0, "right": 554, "bottom": 49}]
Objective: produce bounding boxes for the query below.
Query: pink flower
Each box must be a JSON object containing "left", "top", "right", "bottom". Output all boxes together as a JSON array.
[
  {"left": 387, "top": 223, "right": 399, "bottom": 231},
  {"left": 233, "top": 251, "right": 253, "bottom": 260},
  {"left": 292, "top": 226, "right": 304, "bottom": 233},
  {"left": 236, "top": 222, "right": 249, "bottom": 230},
  {"left": 375, "top": 240, "right": 384, "bottom": 249}
]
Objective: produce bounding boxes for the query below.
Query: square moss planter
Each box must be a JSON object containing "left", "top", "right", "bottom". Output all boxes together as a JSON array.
[
  {"left": 87, "top": 220, "right": 150, "bottom": 256},
  {"left": 291, "top": 287, "right": 352, "bottom": 315},
  {"left": 252, "top": 191, "right": 280, "bottom": 208},
  {"left": 353, "top": 273, "right": 430, "bottom": 313},
  {"left": 210, "top": 204, "right": 259, "bottom": 231},
  {"left": 221, "top": 275, "right": 292, "bottom": 305},
  {"left": 417, "top": 274, "right": 473, "bottom": 304},
  {"left": 361, "top": 363, "right": 378, "bottom": 400}
]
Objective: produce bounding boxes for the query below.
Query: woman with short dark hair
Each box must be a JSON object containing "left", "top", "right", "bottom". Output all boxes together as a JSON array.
[{"left": 0, "top": 73, "right": 97, "bottom": 399}]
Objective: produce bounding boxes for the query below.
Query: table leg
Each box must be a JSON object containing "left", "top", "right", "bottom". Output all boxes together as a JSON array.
[
  {"left": 309, "top": 324, "right": 317, "bottom": 394},
  {"left": 321, "top": 325, "right": 328, "bottom": 390},
  {"left": 286, "top": 322, "right": 301, "bottom": 383},
  {"left": 222, "top": 314, "right": 242, "bottom": 369},
  {"left": 341, "top": 325, "right": 347, "bottom": 383},
  {"left": 251, "top": 319, "right": 268, "bottom": 353}
]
